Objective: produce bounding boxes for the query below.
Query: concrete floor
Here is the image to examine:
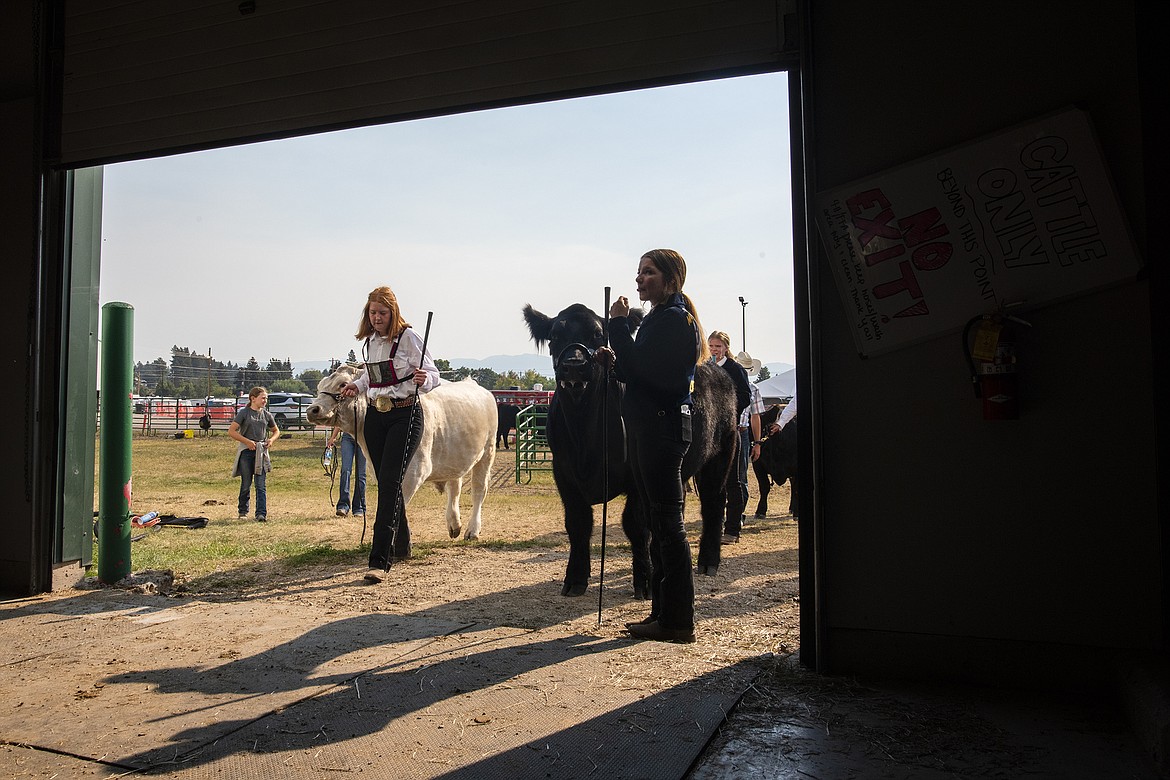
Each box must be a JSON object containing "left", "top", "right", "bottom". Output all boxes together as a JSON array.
[{"left": 689, "top": 660, "right": 1164, "bottom": 779}]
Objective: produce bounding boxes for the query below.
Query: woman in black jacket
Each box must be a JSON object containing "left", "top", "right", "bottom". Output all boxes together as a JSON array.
[
  {"left": 707, "top": 330, "right": 752, "bottom": 539},
  {"left": 601, "top": 248, "right": 708, "bottom": 643}
]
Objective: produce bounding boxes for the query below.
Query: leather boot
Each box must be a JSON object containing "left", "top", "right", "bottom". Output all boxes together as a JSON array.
[{"left": 626, "top": 620, "right": 696, "bottom": 644}]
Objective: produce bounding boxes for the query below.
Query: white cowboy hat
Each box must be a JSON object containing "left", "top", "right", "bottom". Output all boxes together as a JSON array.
[{"left": 735, "top": 351, "right": 762, "bottom": 375}]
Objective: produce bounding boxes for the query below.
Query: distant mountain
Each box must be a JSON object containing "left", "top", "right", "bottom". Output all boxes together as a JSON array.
[
  {"left": 290, "top": 360, "right": 336, "bottom": 374},
  {"left": 292, "top": 356, "right": 795, "bottom": 378},
  {"left": 444, "top": 354, "right": 554, "bottom": 374},
  {"left": 292, "top": 357, "right": 795, "bottom": 378},
  {"left": 291, "top": 354, "right": 556, "bottom": 377}
]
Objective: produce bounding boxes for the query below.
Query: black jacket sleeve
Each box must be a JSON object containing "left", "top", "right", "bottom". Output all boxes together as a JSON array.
[
  {"left": 610, "top": 307, "right": 696, "bottom": 410},
  {"left": 723, "top": 360, "right": 751, "bottom": 415}
]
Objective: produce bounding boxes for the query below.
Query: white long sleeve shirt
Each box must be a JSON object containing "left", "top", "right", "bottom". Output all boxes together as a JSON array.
[
  {"left": 352, "top": 328, "right": 440, "bottom": 401},
  {"left": 776, "top": 392, "right": 797, "bottom": 429}
]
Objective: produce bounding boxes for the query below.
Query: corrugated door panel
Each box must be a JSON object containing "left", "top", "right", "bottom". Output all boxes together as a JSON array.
[
  {"left": 60, "top": 0, "right": 783, "bottom": 166},
  {"left": 59, "top": 167, "right": 102, "bottom": 566}
]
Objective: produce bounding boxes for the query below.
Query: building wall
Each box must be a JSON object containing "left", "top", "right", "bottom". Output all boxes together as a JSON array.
[
  {"left": 807, "top": 1, "right": 1158, "bottom": 687},
  {"left": 0, "top": 98, "right": 43, "bottom": 593},
  {"left": 0, "top": 0, "right": 47, "bottom": 593}
]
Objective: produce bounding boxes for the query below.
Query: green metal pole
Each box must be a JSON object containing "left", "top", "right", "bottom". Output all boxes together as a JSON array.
[{"left": 98, "top": 302, "right": 134, "bottom": 583}]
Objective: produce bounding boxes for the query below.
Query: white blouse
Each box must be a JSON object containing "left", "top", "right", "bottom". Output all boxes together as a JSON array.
[{"left": 353, "top": 328, "right": 440, "bottom": 400}]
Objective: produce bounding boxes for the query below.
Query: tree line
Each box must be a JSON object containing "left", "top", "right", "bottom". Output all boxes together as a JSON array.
[
  {"left": 134, "top": 347, "right": 555, "bottom": 398},
  {"left": 135, "top": 347, "right": 309, "bottom": 398}
]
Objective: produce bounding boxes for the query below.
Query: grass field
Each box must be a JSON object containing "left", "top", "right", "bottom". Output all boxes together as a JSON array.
[{"left": 93, "top": 432, "right": 564, "bottom": 590}]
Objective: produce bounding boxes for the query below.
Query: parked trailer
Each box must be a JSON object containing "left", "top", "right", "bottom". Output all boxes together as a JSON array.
[
  {"left": 491, "top": 389, "right": 554, "bottom": 407},
  {"left": 491, "top": 390, "right": 553, "bottom": 450}
]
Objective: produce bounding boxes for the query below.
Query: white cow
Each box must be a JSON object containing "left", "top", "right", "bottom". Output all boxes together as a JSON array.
[{"left": 305, "top": 365, "right": 497, "bottom": 540}]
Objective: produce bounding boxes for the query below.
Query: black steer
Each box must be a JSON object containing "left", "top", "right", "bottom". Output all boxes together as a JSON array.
[
  {"left": 496, "top": 404, "right": 520, "bottom": 449},
  {"left": 753, "top": 412, "right": 798, "bottom": 519},
  {"left": 523, "top": 302, "right": 739, "bottom": 599}
]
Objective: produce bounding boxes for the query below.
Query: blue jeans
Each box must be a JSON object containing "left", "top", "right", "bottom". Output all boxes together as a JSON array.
[
  {"left": 337, "top": 433, "right": 367, "bottom": 514},
  {"left": 237, "top": 449, "right": 267, "bottom": 516}
]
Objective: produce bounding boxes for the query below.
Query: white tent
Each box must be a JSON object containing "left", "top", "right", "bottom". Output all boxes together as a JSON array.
[{"left": 755, "top": 369, "right": 796, "bottom": 402}]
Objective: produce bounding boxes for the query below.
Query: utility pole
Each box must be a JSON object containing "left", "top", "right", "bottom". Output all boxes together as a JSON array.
[
  {"left": 738, "top": 296, "right": 748, "bottom": 352},
  {"left": 207, "top": 347, "right": 212, "bottom": 400}
]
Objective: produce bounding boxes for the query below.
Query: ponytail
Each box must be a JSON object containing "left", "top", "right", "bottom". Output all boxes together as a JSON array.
[
  {"left": 681, "top": 292, "right": 709, "bottom": 365},
  {"left": 640, "top": 249, "right": 709, "bottom": 366}
]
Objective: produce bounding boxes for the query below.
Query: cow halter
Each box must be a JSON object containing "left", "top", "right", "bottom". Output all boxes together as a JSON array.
[
  {"left": 552, "top": 342, "right": 603, "bottom": 398},
  {"left": 553, "top": 342, "right": 597, "bottom": 371},
  {"left": 320, "top": 388, "right": 361, "bottom": 442}
]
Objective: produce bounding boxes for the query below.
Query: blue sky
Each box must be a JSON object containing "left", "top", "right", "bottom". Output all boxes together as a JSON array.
[{"left": 99, "top": 72, "right": 794, "bottom": 370}]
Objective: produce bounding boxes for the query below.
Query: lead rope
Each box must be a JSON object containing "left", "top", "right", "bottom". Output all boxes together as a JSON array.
[
  {"left": 385, "top": 313, "right": 434, "bottom": 570},
  {"left": 351, "top": 398, "right": 370, "bottom": 545},
  {"left": 325, "top": 435, "right": 339, "bottom": 508},
  {"left": 359, "top": 338, "right": 372, "bottom": 541},
  {"left": 598, "top": 287, "right": 611, "bottom": 626}
]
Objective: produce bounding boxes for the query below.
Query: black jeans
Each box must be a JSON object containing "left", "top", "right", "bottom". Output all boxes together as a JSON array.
[
  {"left": 364, "top": 403, "right": 423, "bottom": 570},
  {"left": 626, "top": 412, "right": 694, "bottom": 631}
]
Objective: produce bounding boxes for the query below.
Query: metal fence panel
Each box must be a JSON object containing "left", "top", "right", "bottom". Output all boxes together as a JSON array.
[{"left": 515, "top": 404, "right": 553, "bottom": 483}]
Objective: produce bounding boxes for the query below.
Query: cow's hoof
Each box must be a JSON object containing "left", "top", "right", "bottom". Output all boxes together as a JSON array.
[
  {"left": 463, "top": 532, "right": 479, "bottom": 541},
  {"left": 696, "top": 564, "right": 718, "bottom": 576},
  {"left": 448, "top": 526, "right": 462, "bottom": 539},
  {"left": 632, "top": 584, "right": 650, "bottom": 601},
  {"left": 561, "top": 581, "right": 587, "bottom": 597},
  {"left": 754, "top": 512, "right": 767, "bottom": 519}
]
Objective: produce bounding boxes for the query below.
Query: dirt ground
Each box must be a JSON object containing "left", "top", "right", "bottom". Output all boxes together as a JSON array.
[
  {"left": 109, "top": 456, "right": 800, "bottom": 695},
  {"left": 44, "top": 456, "right": 1160, "bottom": 778},
  {"left": 273, "top": 469, "right": 794, "bottom": 651}
]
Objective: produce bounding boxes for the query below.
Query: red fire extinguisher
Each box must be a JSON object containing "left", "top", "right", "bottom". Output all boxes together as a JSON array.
[{"left": 963, "top": 309, "right": 1031, "bottom": 420}]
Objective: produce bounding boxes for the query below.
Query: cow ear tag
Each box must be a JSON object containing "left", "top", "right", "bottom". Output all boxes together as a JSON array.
[{"left": 972, "top": 320, "right": 1001, "bottom": 363}]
